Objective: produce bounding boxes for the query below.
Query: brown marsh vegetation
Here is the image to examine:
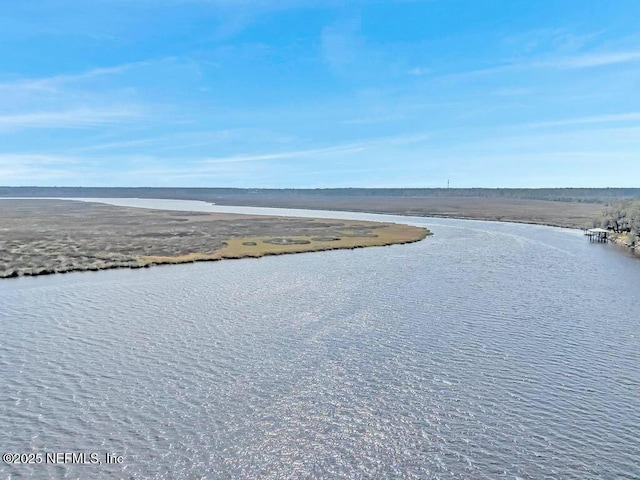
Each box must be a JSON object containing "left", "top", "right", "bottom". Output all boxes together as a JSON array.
[
  {"left": 209, "top": 195, "right": 605, "bottom": 229},
  {"left": 0, "top": 200, "right": 429, "bottom": 278}
]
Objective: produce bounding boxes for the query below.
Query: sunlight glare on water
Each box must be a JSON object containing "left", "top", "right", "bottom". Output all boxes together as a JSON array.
[{"left": 1, "top": 200, "right": 639, "bottom": 479}]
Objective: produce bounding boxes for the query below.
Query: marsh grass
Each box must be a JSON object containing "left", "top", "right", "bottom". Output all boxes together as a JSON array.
[{"left": 0, "top": 200, "right": 429, "bottom": 278}]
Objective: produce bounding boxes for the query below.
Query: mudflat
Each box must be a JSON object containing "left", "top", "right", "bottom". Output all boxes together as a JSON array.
[{"left": 0, "top": 200, "right": 429, "bottom": 278}]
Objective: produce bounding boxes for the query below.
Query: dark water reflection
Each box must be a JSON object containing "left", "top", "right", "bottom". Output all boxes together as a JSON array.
[{"left": 1, "top": 200, "right": 639, "bottom": 479}]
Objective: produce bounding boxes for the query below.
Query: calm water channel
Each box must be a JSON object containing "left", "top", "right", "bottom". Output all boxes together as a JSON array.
[{"left": 1, "top": 199, "right": 639, "bottom": 479}]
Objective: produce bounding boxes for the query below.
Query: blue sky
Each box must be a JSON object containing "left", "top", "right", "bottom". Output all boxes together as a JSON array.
[{"left": 1, "top": 0, "right": 640, "bottom": 188}]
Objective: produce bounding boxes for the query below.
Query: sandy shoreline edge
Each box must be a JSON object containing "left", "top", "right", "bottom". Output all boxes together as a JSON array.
[{"left": 2, "top": 234, "right": 428, "bottom": 279}]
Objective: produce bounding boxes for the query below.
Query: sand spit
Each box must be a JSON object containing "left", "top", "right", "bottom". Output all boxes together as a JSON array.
[{"left": 0, "top": 200, "right": 430, "bottom": 279}]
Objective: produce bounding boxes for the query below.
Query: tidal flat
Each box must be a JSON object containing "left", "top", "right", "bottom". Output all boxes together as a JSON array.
[{"left": 0, "top": 200, "right": 429, "bottom": 278}]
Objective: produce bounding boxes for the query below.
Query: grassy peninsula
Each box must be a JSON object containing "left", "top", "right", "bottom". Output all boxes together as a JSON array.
[{"left": 0, "top": 200, "right": 429, "bottom": 278}]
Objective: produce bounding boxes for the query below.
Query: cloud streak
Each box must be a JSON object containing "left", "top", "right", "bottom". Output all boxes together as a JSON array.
[
  {"left": 200, "top": 132, "right": 431, "bottom": 164},
  {"left": 0, "top": 107, "right": 144, "bottom": 130},
  {"left": 0, "top": 153, "right": 81, "bottom": 182},
  {"left": 441, "top": 49, "right": 640, "bottom": 82},
  {"left": 0, "top": 57, "right": 176, "bottom": 92},
  {"left": 524, "top": 112, "right": 640, "bottom": 128},
  {"left": 533, "top": 50, "right": 640, "bottom": 69},
  {"left": 0, "top": 153, "right": 79, "bottom": 166}
]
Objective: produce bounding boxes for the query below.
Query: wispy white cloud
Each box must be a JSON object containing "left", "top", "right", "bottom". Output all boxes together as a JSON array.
[
  {"left": 0, "top": 57, "right": 176, "bottom": 93},
  {"left": 69, "top": 128, "right": 297, "bottom": 153},
  {"left": 533, "top": 50, "right": 640, "bottom": 69},
  {"left": 58, "top": 131, "right": 432, "bottom": 184},
  {"left": 502, "top": 28, "right": 605, "bottom": 56},
  {"left": 0, "top": 153, "right": 79, "bottom": 166},
  {"left": 0, "top": 107, "right": 143, "bottom": 130},
  {"left": 492, "top": 87, "right": 532, "bottom": 97},
  {"left": 0, "top": 153, "right": 81, "bottom": 182},
  {"left": 70, "top": 137, "right": 161, "bottom": 152},
  {"left": 320, "top": 18, "right": 363, "bottom": 74},
  {"left": 408, "top": 67, "right": 431, "bottom": 76},
  {"left": 99, "top": 0, "right": 350, "bottom": 8},
  {"left": 342, "top": 115, "right": 405, "bottom": 125},
  {"left": 200, "top": 132, "right": 431, "bottom": 164},
  {"left": 0, "top": 166, "right": 75, "bottom": 181},
  {"left": 440, "top": 49, "right": 640, "bottom": 82},
  {"left": 202, "top": 145, "right": 366, "bottom": 165},
  {"left": 524, "top": 112, "right": 640, "bottom": 128}
]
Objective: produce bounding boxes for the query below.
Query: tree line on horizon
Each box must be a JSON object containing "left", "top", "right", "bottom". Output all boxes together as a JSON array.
[{"left": 2, "top": 186, "right": 640, "bottom": 203}]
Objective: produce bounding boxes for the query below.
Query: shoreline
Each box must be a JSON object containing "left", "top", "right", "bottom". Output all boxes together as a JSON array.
[
  {"left": 2, "top": 191, "right": 607, "bottom": 229},
  {"left": 609, "top": 234, "right": 639, "bottom": 257},
  {"left": 267, "top": 208, "right": 583, "bottom": 230},
  {"left": 5, "top": 196, "right": 636, "bottom": 280},
  {"left": 0, "top": 200, "right": 430, "bottom": 280},
  {"left": 1, "top": 195, "right": 599, "bottom": 230},
  {"left": 2, "top": 235, "right": 427, "bottom": 279},
  {"left": 204, "top": 196, "right": 604, "bottom": 230}
]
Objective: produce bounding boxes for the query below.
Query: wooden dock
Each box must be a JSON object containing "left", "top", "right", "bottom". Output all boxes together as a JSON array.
[{"left": 584, "top": 228, "right": 609, "bottom": 242}]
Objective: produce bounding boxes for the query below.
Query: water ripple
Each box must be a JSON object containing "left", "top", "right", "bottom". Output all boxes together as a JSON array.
[{"left": 1, "top": 209, "right": 639, "bottom": 479}]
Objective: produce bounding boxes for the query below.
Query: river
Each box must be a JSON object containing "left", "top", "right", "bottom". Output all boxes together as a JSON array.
[{"left": 1, "top": 199, "right": 639, "bottom": 479}]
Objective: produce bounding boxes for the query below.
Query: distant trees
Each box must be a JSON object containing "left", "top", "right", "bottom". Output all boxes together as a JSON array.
[
  {"left": 596, "top": 198, "right": 640, "bottom": 244},
  {"left": 2, "top": 186, "right": 640, "bottom": 203}
]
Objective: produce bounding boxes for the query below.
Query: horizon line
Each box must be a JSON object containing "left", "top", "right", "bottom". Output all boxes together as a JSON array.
[{"left": 2, "top": 186, "right": 640, "bottom": 191}]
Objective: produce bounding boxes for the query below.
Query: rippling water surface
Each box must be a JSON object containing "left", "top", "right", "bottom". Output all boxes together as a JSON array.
[{"left": 1, "top": 200, "right": 639, "bottom": 479}]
